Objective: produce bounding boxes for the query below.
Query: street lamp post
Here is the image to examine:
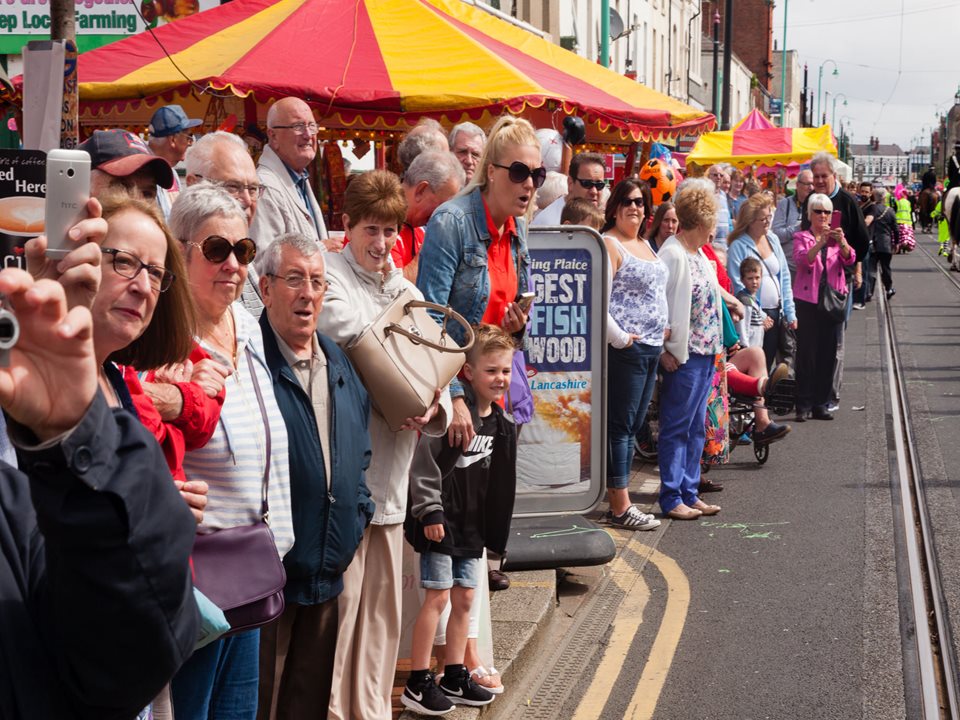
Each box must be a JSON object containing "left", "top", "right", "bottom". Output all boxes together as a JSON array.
[
  {"left": 817, "top": 59, "right": 838, "bottom": 126},
  {"left": 822, "top": 91, "right": 829, "bottom": 126},
  {"left": 831, "top": 93, "right": 847, "bottom": 129},
  {"left": 779, "top": 0, "right": 788, "bottom": 128}
]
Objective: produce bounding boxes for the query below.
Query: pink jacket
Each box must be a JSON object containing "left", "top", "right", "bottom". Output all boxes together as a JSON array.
[{"left": 792, "top": 230, "right": 856, "bottom": 304}]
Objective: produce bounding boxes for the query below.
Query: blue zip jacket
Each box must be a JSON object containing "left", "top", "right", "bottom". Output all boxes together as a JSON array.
[
  {"left": 417, "top": 186, "right": 531, "bottom": 346},
  {"left": 259, "top": 312, "right": 375, "bottom": 606},
  {"left": 726, "top": 231, "right": 797, "bottom": 324}
]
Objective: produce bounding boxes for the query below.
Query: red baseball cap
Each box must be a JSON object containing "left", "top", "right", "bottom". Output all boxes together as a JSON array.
[{"left": 78, "top": 130, "right": 175, "bottom": 189}]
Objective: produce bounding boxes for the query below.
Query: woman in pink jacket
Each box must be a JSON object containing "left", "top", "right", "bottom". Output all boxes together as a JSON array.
[{"left": 792, "top": 193, "right": 856, "bottom": 421}]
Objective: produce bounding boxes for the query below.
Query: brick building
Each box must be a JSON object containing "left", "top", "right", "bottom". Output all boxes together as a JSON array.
[{"left": 701, "top": 0, "right": 774, "bottom": 92}]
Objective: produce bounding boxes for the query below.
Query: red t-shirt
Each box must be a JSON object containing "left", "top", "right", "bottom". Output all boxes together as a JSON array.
[
  {"left": 391, "top": 223, "right": 424, "bottom": 269},
  {"left": 702, "top": 243, "right": 733, "bottom": 293},
  {"left": 481, "top": 199, "right": 518, "bottom": 325}
]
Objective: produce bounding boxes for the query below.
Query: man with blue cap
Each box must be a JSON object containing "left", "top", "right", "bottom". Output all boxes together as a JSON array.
[{"left": 147, "top": 104, "right": 203, "bottom": 215}]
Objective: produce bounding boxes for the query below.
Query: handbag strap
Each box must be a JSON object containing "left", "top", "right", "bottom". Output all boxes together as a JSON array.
[
  {"left": 245, "top": 345, "right": 272, "bottom": 521},
  {"left": 748, "top": 242, "right": 781, "bottom": 307}
]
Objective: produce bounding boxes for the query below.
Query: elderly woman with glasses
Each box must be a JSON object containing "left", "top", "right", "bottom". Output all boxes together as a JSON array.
[
  {"left": 726, "top": 193, "right": 797, "bottom": 370},
  {"left": 167, "top": 184, "right": 293, "bottom": 720},
  {"left": 792, "top": 192, "right": 855, "bottom": 422}
]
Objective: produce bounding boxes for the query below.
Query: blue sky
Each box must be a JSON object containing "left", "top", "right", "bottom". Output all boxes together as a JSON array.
[{"left": 782, "top": 0, "right": 959, "bottom": 150}]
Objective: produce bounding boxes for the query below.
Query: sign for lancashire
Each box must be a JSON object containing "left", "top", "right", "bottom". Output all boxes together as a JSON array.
[{"left": 0, "top": 0, "right": 219, "bottom": 53}]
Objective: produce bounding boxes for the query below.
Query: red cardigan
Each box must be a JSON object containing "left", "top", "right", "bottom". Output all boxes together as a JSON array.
[{"left": 123, "top": 344, "right": 225, "bottom": 482}]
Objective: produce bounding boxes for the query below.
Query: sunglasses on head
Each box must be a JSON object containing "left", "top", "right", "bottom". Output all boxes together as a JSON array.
[
  {"left": 620, "top": 196, "right": 645, "bottom": 208},
  {"left": 188, "top": 235, "right": 257, "bottom": 265},
  {"left": 492, "top": 161, "right": 547, "bottom": 188},
  {"left": 575, "top": 178, "right": 607, "bottom": 191}
]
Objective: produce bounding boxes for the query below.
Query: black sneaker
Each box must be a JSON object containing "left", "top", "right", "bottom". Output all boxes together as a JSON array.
[
  {"left": 401, "top": 672, "right": 454, "bottom": 716},
  {"left": 439, "top": 665, "right": 495, "bottom": 706}
]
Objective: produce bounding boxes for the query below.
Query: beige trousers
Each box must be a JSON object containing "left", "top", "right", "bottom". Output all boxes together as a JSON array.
[{"left": 327, "top": 524, "right": 403, "bottom": 720}]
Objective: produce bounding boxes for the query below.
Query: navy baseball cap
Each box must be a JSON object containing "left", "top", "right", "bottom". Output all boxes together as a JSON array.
[
  {"left": 148, "top": 104, "right": 202, "bottom": 138},
  {"left": 78, "top": 130, "right": 175, "bottom": 189}
]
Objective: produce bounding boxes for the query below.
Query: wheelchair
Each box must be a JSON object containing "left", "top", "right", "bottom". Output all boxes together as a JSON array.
[{"left": 726, "top": 376, "right": 797, "bottom": 466}]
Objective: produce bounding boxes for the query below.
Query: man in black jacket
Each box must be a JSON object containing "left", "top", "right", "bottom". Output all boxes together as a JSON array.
[
  {"left": 0, "top": 268, "right": 198, "bottom": 719},
  {"left": 256, "top": 234, "right": 374, "bottom": 719}
]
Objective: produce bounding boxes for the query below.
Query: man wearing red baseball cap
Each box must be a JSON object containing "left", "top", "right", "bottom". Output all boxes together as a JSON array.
[{"left": 79, "top": 129, "right": 174, "bottom": 202}]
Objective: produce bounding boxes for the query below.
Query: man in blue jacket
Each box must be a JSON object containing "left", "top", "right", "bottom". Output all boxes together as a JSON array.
[{"left": 256, "top": 233, "right": 374, "bottom": 720}]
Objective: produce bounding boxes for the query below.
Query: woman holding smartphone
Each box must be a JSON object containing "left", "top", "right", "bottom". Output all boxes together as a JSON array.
[{"left": 792, "top": 193, "right": 855, "bottom": 421}]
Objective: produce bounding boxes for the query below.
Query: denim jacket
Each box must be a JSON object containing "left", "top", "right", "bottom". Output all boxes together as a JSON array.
[{"left": 417, "top": 187, "right": 531, "bottom": 346}]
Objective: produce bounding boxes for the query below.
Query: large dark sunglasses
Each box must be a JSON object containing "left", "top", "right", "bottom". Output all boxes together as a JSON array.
[
  {"left": 187, "top": 235, "right": 257, "bottom": 265},
  {"left": 492, "top": 161, "right": 547, "bottom": 188},
  {"left": 620, "top": 196, "right": 645, "bottom": 208},
  {"left": 575, "top": 178, "right": 607, "bottom": 191}
]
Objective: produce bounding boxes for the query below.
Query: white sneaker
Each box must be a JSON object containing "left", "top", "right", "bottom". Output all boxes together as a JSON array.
[{"left": 608, "top": 505, "right": 662, "bottom": 531}]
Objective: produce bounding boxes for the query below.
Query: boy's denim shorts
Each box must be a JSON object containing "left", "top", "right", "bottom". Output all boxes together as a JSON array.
[{"left": 419, "top": 551, "right": 484, "bottom": 590}]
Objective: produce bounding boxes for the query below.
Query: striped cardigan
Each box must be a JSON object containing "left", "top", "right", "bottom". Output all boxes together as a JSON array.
[{"left": 183, "top": 302, "right": 294, "bottom": 557}]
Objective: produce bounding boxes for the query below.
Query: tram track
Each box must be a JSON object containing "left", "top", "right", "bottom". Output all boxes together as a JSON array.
[{"left": 879, "top": 239, "right": 960, "bottom": 719}]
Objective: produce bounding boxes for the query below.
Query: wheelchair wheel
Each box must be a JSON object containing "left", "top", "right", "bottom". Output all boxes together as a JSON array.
[{"left": 754, "top": 443, "right": 769, "bottom": 465}]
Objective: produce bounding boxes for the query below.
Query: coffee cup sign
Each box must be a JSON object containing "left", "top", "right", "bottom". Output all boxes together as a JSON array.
[{"left": 0, "top": 150, "right": 46, "bottom": 269}]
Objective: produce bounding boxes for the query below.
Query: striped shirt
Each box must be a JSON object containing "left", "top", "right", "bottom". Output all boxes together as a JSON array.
[{"left": 183, "top": 303, "right": 294, "bottom": 557}]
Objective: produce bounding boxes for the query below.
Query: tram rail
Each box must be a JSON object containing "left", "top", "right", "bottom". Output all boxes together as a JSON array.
[{"left": 879, "top": 240, "right": 960, "bottom": 718}]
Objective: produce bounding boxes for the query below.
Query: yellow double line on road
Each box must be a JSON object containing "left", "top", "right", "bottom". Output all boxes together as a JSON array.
[{"left": 570, "top": 536, "right": 690, "bottom": 720}]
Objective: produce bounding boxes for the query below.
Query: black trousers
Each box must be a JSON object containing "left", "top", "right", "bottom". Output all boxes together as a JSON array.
[
  {"left": 795, "top": 299, "right": 840, "bottom": 412},
  {"left": 869, "top": 251, "right": 893, "bottom": 294}
]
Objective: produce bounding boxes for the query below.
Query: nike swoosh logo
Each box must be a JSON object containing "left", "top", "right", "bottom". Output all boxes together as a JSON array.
[
  {"left": 445, "top": 686, "right": 464, "bottom": 696},
  {"left": 408, "top": 690, "right": 423, "bottom": 701},
  {"left": 455, "top": 451, "right": 492, "bottom": 469}
]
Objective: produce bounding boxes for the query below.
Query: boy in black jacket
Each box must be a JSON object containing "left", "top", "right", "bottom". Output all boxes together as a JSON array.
[{"left": 401, "top": 324, "right": 518, "bottom": 716}]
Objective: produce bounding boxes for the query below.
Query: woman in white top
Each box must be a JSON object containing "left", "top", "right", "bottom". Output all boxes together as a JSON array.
[
  {"left": 168, "top": 185, "right": 293, "bottom": 720},
  {"left": 318, "top": 170, "right": 450, "bottom": 720},
  {"left": 602, "top": 179, "right": 667, "bottom": 531}
]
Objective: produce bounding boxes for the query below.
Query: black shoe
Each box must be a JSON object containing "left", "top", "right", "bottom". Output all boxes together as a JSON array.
[
  {"left": 698, "top": 478, "right": 724, "bottom": 493},
  {"left": 794, "top": 409, "right": 808, "bottom": 423},
  {"left": 811, "top": 407, "right": 834, "bottom": 421},
  {"left": 488, "top": 569, "right": 510, "bottom": 591},
  {"left": 753, "top": 422, "right": 791, "bottom": 446},
  {"left": 886, "top": 288, "right": 896, "bottom": 299},
  {"left": 402, "top": 671, "right": 454, "bottom": 716},
  {"left": 439, "top": 665, "right": 495, "bottom": 707}
]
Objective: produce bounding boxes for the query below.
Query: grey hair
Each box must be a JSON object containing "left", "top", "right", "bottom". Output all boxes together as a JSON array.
[
  {"left": 185, "top": 131, "right": 248, "bottom": 178},
  {"left": 147, "top": 135, "right": 173, "bottom": 150},
  {"left": 448, "top": 121, "right": 486, "bottom": 149},
  {"left": 806, "top": 192, "right": 834, "bottom": 218},
  {"left": 809, "top": 152, "right": 837, "bottom": 173},
  {"left": 398, "top": 118, "right": 448, "bottom": 169},
  {"left": 871, "top": 188, "right": 886, "bottom": 204},
  {"left": 536, "top": 171, "right": 567, "bottom": 211},
  {"left": 257, "top": 232, "right": 323, "bottom": 278},
  {"left": 168, "top": 184, "right": 247, "bottom": 241},
  {"left": 403, "top": 150, "right": 465, "bottom": 191}
]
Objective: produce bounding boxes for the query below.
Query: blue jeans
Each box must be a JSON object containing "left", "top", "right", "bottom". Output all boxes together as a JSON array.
[
  {"left": 419, "top": 551, "right": 484, "bottom": 589},
  {"left": 170, "top": 630, "right": 260, "bottom": 720},
  {"left": 607, "top": 342, "right": 662, "bottom": 488},
  {"left": 657, "top": 353, "right": 715, "bottom": 514}
]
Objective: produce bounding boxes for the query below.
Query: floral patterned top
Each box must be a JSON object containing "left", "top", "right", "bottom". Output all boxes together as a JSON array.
[
  {"left": 687, "top": 249, "right": 722, "bottom": 356},
  {"left": 607, "top": 238, "right": 669, "bottom": 347}
]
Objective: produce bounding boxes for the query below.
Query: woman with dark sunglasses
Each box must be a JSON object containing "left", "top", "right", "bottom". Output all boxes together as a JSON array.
[
  {"left": 600, "top": 179, "right": 667, "bottom": 530},
  {"left": 791, "top": 192, "right": 855, "bottom": 421},
  {"left": 166, "top": 184, "right": 294, "bottom": 720},
  {"left": 417, "top": 114, "right": 540, "bottom": 694}
]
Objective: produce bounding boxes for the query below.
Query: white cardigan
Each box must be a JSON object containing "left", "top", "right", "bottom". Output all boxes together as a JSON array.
[{"left": 658, "top": 235, "right": 721, "bottom": 366}]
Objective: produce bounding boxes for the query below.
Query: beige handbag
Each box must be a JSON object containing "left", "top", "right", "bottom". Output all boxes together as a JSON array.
[{"left": 346, "top": 288, "right": 475, "bottom": 431}]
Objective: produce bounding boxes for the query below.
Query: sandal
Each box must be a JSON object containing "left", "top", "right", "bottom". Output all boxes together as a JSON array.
[{"left": 470, "top": 666, "right": 504, "bottom": 694}]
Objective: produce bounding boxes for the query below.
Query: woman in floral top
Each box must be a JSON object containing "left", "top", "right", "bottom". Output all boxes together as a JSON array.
[{"left": 657, "top": 179, "right": 724, "bottom": 520}]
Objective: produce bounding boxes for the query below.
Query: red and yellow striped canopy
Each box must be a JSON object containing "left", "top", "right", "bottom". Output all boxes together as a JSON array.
[
  {"left": 686, "top": 110, "right": 837, "bottom": 169},
  {"left": 58, "top": 0, "right": 714, "bottom": 144}
]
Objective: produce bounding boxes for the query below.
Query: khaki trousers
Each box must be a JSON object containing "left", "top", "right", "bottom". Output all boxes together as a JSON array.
[
  {"left": 257, "top": 597, "right": 339, "bottom": 720},
  {"left": 327, "top": 524, "right": 403, "bottom": 720}
]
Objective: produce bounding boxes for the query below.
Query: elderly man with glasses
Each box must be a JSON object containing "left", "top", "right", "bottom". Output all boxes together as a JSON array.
[
  {"left": 772, "top": 168, "right": 814, "bottom": 275},
  {"left": 531, "top": 151, "right": 607, "bottom": 225},
  {"left": 250, "top": 97, "right": 332, "bottom": 257}
]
